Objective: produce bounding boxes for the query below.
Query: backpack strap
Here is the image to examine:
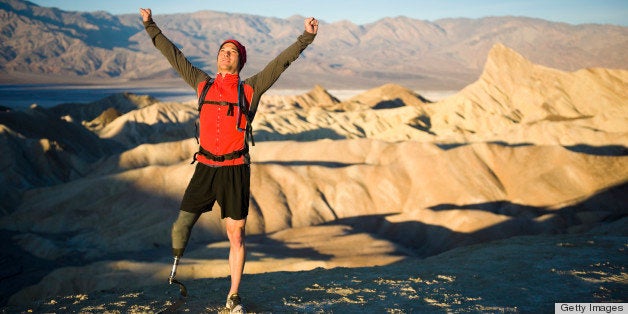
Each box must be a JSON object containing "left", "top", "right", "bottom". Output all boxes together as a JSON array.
[
  {"left": 194, "top": 78, "right": 214, "bottom": 144},
  {"left": 197, "top": 77, "right": 214, "bottom": 112},
  {"left": 201, "top": 100, "right": 237, "bottom": 116},
  {"left": 235, "top": 81, "right": 257, "bottom": 146},
  {"left": 246, "top": 88, "right": 260, "bottom": 124}
]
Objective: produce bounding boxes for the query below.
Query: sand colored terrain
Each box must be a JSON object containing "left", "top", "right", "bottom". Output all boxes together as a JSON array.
[{"left": 0, "top": 44, "right": 626, "bottom": 312}]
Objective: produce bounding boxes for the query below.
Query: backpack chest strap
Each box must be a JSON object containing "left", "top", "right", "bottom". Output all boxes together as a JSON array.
[{"left": 201, "top": 100, "right": 238, "bottom": 116}]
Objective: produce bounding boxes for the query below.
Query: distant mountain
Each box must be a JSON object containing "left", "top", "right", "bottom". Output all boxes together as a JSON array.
[{"left": 1, "top": 0, "right": 627, "bottom": 90}]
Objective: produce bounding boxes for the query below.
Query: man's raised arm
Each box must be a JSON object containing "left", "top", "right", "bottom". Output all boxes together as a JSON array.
[
  {"left": 139, "top": 8, "right": 206, "bottom": 89},
  {"left": 245, "top": 17, "right": 318, "bottom": 98}
]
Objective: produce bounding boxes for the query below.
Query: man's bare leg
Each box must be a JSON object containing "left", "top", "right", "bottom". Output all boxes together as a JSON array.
[{"left": 225, "top": 217, "right": 246, "bottom": 296}]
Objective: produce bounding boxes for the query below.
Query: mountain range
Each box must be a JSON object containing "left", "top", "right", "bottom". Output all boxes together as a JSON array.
[{"left": 1, "top": 0, "right": 627, "bottom": 89}]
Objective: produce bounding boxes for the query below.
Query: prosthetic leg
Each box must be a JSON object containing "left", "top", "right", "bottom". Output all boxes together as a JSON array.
[
  {"left": 158, "top": 211, "right": 199, "bottom": 313},
  {"left": 156, "top": 254, "right": 188, "bottom": 313}
]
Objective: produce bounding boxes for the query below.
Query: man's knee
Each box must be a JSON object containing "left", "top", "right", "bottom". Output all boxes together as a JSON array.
[{"left": 225, "top": 218, "right": 246, "bottom": 244}]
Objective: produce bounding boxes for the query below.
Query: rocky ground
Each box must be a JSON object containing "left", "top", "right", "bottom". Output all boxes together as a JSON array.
[{"left": 3, "top": 220, "right": 626, "bottom": 313}]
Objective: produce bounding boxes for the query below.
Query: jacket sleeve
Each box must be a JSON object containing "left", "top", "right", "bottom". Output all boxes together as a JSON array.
[
  {"left": 143, "top": 20, "right": 207, "bottom": 89},
  {"left": 246, "top": 31, "right": 316, "bottom": 97}
]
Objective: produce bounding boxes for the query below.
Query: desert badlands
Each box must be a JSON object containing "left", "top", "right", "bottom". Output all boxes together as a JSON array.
[{"left": 0, "top": 44, "right": 626, "bottom": 313}]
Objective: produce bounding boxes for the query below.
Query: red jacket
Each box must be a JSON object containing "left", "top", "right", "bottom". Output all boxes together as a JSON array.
[{"left": 196, "top": 73, "right": 253, "bottom": 166}]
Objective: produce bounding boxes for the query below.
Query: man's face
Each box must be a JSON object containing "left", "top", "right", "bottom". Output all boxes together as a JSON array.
[{"left": 217, "top": 43, "right": 240, "bottom": 74}]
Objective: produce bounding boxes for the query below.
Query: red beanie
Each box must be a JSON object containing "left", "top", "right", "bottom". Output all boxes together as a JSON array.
[{"left": 220, "top": 39, "right": 247, "bottom": 71}]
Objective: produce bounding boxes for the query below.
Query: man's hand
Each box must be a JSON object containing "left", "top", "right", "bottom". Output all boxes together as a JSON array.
[
  {"left": 139, "top": 8, "right": 152, "bottom": 22},
  {"left": 304, "top": 17, "right": 318, "bottom": 34}
]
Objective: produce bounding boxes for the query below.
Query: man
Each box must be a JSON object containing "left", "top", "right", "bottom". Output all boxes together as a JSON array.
[{"left": 139, "top": 8, "right": 318, "bottom": 313}]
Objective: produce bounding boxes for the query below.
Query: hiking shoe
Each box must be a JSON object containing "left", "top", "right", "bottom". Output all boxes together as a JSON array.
[{"left": 221, "top": 293, "right": 245, "bottom": 314}]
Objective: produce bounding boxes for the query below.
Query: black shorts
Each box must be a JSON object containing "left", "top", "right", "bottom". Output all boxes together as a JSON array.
[{"left": 180, "top": 163, "right": 250, "bottom": 220}]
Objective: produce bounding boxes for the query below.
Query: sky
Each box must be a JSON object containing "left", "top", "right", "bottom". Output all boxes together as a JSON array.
[{"left": 29, "top": 0, "right": 628, "bottom": 26}]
